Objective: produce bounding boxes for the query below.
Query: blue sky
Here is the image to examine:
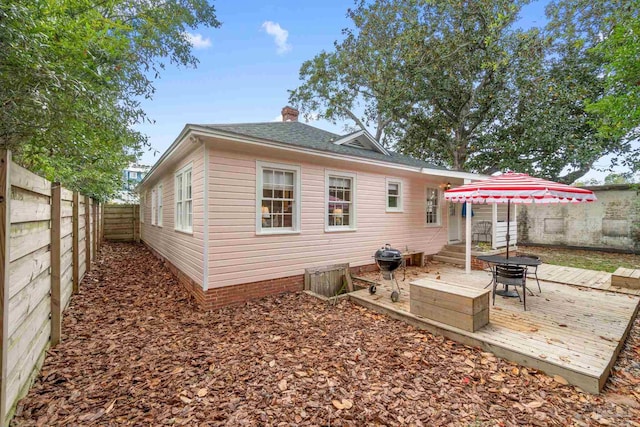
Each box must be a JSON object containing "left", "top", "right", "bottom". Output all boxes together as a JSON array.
[{"left": 135, "top": 0, "right": 630, "bottom": 182}]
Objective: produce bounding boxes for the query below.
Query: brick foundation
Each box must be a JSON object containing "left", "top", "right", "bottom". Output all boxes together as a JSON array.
[
  {"left": 143, "top": 241, "right": 315, "bottom": 310},
  {"left": 350, "top": 263, "right": 379, "bottom": 275},
  {"left": 202, "top": 275, "right": 304, "bottom": 310},
  {"left": 471, "top": 256, "right": 487, "bottom": 271}
]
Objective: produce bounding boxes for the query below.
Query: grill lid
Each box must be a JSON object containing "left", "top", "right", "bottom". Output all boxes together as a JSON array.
[
  {"left": 374, "top": 243, "right": 402, "bottom": 264},
  {"left": 375, "top": 247, "right": 402, "bottom": 261}
]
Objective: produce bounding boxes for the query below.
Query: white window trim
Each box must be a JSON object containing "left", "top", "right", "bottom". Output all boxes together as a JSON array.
[
  {"left": 175, "top": 163, "right": 193, "bottom": 234},
  {"left": 325, "top": 169, "right": 357, "bottom": 232},
  {"left": 151, "top": 189, "right": 157, "bottom": 226},
  {"left": 385, "top": 178, "right": 403, "bottom": 212},
  {"left": 256, "top": 161, "right": 302, "bottom": 235},
  {"left": 425, "top": 185, "right": 442, "bottom": 227},
  {"left": 156, "top": 184, "right": 163, "bottom": 227}
]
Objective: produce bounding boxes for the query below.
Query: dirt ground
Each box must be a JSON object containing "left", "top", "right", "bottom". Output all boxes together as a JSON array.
[
  {"left": 12, "top": 243, "right": 640, "bottom": 426},
  {"left": 518, "top": 245, "right": 639, "bottom": 272}
]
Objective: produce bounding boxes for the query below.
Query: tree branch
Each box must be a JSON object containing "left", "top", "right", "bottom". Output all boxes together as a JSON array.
[
  {"left": 342, "top": 108, "right": 368, "bottom": 131},
  {"left": 558, "top": 163, "right": 593, "bottom": 184}
]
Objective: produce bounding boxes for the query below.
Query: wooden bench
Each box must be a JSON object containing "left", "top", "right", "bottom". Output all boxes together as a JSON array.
[
  {"left": 612, "top": 267, "right": 640, "bottom": 289},
  {"left": 410, "top": 278, "right": 490, "bottom": 332}
]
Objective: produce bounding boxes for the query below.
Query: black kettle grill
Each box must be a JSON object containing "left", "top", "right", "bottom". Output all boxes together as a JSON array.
[
  {"left": 372, "top": 244, "right": 403, "bottom": 302},
  {"left": 374, "top": 244, "right": 403, "bottom": 272}
]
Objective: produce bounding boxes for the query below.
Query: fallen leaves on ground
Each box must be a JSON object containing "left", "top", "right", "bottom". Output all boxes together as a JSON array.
[{"left": 11, "top": 243, "right": 640, "bottom": 426}]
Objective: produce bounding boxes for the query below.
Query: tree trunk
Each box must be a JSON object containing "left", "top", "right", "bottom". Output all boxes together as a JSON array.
[{"left": 452, "top": 130, "right": 467, "bottom": 171}]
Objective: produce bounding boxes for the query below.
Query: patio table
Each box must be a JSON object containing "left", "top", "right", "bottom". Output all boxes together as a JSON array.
[{"left": 476, "top": 255, "right": 542, "bottom": 297}]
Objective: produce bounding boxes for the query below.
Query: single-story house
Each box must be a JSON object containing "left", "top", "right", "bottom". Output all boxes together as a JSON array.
[{"left": 137, "top": 107, "right": 515, "bottom": 309}]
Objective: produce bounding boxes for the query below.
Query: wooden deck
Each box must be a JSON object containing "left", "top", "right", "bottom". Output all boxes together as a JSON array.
[
  {"left": 350, "top": 264, "right": 640, "bottom": 394},
  {"left": 537, "top": 264, "right": 640, "bottom": 296}
]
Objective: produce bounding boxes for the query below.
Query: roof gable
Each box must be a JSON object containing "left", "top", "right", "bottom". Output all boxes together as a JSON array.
[{"left": 331, "top": 130, "right": 389, "bottom": 155}]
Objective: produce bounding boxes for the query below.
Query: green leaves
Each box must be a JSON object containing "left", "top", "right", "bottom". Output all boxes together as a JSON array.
[
  {"left": 290, "top": 0, "right": 635, "bottom": 182},
  {"left": 585, "top": 1, "right": 640, "bottom": 172},
  {"left": 0, "top": 0, "right": 220, "bottom": 200}
]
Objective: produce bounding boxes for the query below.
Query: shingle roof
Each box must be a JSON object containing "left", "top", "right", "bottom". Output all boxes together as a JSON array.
[{"left": 197, "top": 121, "right": 447, "bottom": 170}]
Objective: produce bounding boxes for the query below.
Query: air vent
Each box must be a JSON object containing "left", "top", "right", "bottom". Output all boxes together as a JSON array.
[{"left": 345, "top": 139, "right": 367, "bottom": 149}]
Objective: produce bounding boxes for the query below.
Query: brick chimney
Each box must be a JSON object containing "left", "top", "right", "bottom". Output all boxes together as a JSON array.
[{"left": 281, "top": 106, "right": 299, "bottom": 122}]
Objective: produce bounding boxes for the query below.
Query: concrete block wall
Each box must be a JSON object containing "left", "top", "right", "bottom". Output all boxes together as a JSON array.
[{"left": 518, "top": 185, "right": 639, "bottom": 253}]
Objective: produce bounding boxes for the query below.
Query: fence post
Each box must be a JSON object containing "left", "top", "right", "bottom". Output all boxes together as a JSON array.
[
  {"left": 72, "top": 192, "right": 79, "bottom": 293},
  {"left": 98, "top": 203, "right": 102, "bottom": 250},
  {"left": 92, "top": 201, "right": 97, "bottom": 260},
  {"left": 0, "top": 150, "right": 11, "bottom": 425},
  {"left": 101, "top": 203, "right": 105, "bottom": 246},
  {"left": 84, "top": 195, "right": 91, "bottom": 273},
  {"left": 50, "top": 183, "right": 62, "bottom": 345}
]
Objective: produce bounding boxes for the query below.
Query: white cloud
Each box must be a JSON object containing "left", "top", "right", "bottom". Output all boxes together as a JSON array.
[
  {"left": 261, "top": 21, "right": 291, "bottom": 54},
  {"left": 184, "top": 32, "right": 212, "bottom": 49},
  {"left": 273, "top": 115, "right": 283, "bottom": 122}
]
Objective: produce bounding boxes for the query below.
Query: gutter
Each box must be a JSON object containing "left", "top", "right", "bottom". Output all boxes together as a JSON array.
[
  {"left": 138, "top": 124, "right": 487, "bottom": 187},
  {"left": 420, "top": 168, "right": 489, "bottom": 181}
]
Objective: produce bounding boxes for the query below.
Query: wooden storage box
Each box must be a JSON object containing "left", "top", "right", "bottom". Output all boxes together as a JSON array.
[
  {"left": 304, "top": 263, "right": 350, "bottom": 297},
  {"left": 410, "top": 278, "right": 490, "bottom": 332},
  {"left": 612, "top": 267, "right": 640, "bottom": 289}
]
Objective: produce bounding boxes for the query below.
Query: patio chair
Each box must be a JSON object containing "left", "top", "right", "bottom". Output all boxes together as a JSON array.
[
  {"left": 517, "top": 253, "right": 542, "bottom": 293},
  {"left": 472, "top": 221, "right": 492, "bottom": 243},
  {"left": 493, "top": 265, "right": 528, "bottom": 311}
]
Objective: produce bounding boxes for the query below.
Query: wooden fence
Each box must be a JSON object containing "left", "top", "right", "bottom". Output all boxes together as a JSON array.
[
  {"left": 103, "top": 204, "right": 139, "bottom": 242},
  {"left": 0, "top": 151, "right": 102, "bottom": 426}
]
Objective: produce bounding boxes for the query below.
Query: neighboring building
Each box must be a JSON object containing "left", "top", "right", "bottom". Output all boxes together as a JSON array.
[
  {"left": 518, "top": 184, "right": 640, "bottom": 253},
  {"left": 112, "top": 163, "right": 150, "bottom": 203},
  {"left": 137, "top": 106, "right": 492, "bottom": 309}
]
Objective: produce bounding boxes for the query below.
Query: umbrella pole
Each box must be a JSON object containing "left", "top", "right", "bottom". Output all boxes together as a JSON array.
[{"left": 506, "top": 199, "right": 510, "bottom": 259}]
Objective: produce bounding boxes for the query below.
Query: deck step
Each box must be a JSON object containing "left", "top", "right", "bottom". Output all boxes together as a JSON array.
[
  {"left": 432, "top": 255, "right": 465, "bottom": 266},
  {"left": 442, "top": 244, "right": 466, "bottom": 253},
  {"left": 437, "top": 250, "right": 465, "bottom": 260}
]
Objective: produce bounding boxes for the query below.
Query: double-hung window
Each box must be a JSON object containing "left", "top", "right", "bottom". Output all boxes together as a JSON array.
[
  {"left": 425, "top": 187, "right": 441, "bottom": 226},
  {"left": 257, "top": 161, "right": 301, "bottom": 234},
  {"left": 151, "top": 189, "right": 157, "bottom": 226},
  {"left": 175, "top": 164, "right": 193, "bottom": 232},
  {"left": 156, "top": 184, "right": 163, "bottom": 227},
  {"left": 326, "top": 171, "right": 356, "bottom": 231},
  {"left": 386, "top": 178, "right": 403, "bottom": 212}
]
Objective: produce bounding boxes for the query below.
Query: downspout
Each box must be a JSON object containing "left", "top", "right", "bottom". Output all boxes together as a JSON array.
[
  {"left": 203, "top": 143, "right": 209, "bottom": 291},
  {"left": 464, "top": 179, "right": 472, "bottom": 274}
]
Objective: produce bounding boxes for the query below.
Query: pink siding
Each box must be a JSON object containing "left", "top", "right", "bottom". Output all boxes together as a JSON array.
[
  {"left": 140, "top": 143, "right": 205, "bottom": 286},
  {"left": 208, "top": 145, "right": 450, "bottom": 288}
]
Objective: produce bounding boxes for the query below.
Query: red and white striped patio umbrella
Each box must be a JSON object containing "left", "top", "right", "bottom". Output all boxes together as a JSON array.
[{"left": 444, "top": 172, "right": 597, "bottom": 257}]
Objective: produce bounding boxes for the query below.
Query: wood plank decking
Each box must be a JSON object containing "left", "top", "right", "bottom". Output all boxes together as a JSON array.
[
  {"left": 537, "top": 264, "right": 640, "bottom": 296},
  {"left": 350, "top": 264, "right": 639, "bottom": 394}
]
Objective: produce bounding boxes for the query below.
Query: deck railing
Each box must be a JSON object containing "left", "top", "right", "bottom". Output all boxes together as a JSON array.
[{"left": 494, "top": 220, "right": 517, "bottom": 248}]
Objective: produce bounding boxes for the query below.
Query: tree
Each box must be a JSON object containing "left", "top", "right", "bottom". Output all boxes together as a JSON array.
[
  {"left": 468, "top": 30, "right": 613, "bottom": 183},
  {"left": 393, "top": 0, "right": 542, "bottom": 171},
  {"left": 585, "top": 1, "right": 640, "bottom": 172},
  {"left": 0, "top": 0, "right": 220, "bottom": 199},
  {"left": 604, "top": 172, "right": 634, "bottom": 184},
  {"left": 289, "top": 0, "right": 417, "bottom": 143},
  {"left": 290, "top": 0, "right": 633, "bottom": 183}
]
